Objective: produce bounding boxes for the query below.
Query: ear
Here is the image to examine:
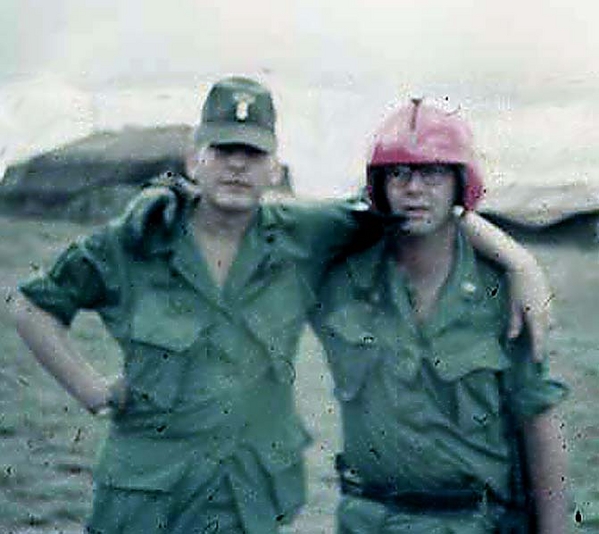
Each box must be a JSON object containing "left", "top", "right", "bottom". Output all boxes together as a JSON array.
[
  {"left": 452, "top": 205, "right": 465, "bottom": 217},
  {"left": 184, "top": 147, "right": 204, "bottom": 182},
  {"left": 268, "top": 158, "right": 283, "bottom": 187},
  {"left": 184, "top": 150, "right": 196, "bottom": 178}
]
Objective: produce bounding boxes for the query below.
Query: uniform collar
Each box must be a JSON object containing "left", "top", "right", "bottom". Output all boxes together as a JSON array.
[
  {"left": 164, "top": 204, "right": 300, "bottom": 304},
  {"left": 423, "top": 230, "right": 488, "bottom": 336},
  {"left": 345, "top": 239, "right": 388, "bottom": 296},
  {"left": 345, "top": 228, "right": 486, "bottom": 312}
]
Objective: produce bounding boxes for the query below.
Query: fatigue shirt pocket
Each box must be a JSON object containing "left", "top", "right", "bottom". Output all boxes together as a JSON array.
[
  {"left": 125, "top": 287, "right": 209, "bottom": 411},
  {"left": 428, "top": 305, "right": 512, "bottom": 439},
  {"left": 242, "top": 265, "right": 315, "bottom": 383},
  {"left": 321, "top": 303, "right": 382, "bottom": 402},
  {"left": 95, "top": 434, "right": 193, "bottom": 492}
]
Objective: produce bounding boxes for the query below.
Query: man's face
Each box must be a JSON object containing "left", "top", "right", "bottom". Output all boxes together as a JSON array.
[
  {"left": 188, "top": 143, "right": 276, "bottom": 212},
  {"left": 383, "top": 163, "right": 457, "bottom": 236}
]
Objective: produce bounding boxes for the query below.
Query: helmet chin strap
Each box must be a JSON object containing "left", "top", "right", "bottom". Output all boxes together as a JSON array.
[{"left": 367, "top": 208, "right": 409, "bottom": 233}]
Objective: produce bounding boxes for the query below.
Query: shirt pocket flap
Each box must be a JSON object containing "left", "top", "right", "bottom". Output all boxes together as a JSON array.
[
  {"left": 130, "top": 292, "right": 209, "bottom": 352},
  {"left": 322, "top": 304, "right": 378, "bottom": 345},
  {"left": 243, "top": 268, "right": 314, "bottom": 336},
  {"left": 322, "top": 307, "right": 381, "bottom": 401},
  {"left": 430, "top": 335, "right": 511, "bottom": 382}
]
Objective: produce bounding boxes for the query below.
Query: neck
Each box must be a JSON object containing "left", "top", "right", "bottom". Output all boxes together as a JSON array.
[
  {"left": 192, "top": 201, "right": 258, "bottom": 241},
  {"left": 395, "top": 220, "right": 457, "bottom": 283}
]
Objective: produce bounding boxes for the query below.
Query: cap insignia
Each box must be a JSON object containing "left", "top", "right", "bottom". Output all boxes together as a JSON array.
[{"left": 233, "top": 92, "right": 256, "bottom": 121}]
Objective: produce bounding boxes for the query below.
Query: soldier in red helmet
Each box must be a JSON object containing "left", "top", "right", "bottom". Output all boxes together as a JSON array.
[{"left": 312, "top": 100, "right": 568, "bottom": 533}]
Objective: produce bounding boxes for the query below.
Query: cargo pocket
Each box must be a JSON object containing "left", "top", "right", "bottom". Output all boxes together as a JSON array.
[
  {"left": 321, "top": 305, "right": 382, "bottom": 402},
  {"left": 125, "top": 290, "right": 209, "bottom": 411},
  {"left": 94, "top": 435, "right": 191, "bottom": 492}
]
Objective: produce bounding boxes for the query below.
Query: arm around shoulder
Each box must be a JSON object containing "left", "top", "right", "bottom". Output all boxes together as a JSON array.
[{"left": 460, "top": 210, "right": 553, "bottom": 361}]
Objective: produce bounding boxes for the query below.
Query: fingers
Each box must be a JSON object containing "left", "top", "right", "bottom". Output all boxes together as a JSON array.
[
  {"left": 108, "top": 376, "right": 128, "bottom": 411},
  {"left": 125, "top": 187, "right": 178, "bottom": 239},
  {"left": 507, "top": 299, "right": 524, "bottom": 340},
  {"left": 527, "top": 315, "right": 546, "bottom": 363},
  {"left": 507, "top": 297, "right": 548, "bottom": 362},
  {"left": 528, "top": 293, "right": 555, "bottom": 363},
  {"left": 519, "top": 295, "right": 554, "bottom": 363},
  {"left": 505, "top": 262, "right": 555, "bottom": 363},
  {"left": 163, "top": 193, "right": 178, "bottom": 227}
]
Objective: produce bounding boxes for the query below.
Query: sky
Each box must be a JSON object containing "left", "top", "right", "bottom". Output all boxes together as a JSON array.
[{"left": 2, "top": 0, "right": 598, "bottom": 197}]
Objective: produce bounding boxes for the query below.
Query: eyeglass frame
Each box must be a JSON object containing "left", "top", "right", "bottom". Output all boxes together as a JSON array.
[{"left": 383, "top": 163, "right": 458, "bottom": 187}]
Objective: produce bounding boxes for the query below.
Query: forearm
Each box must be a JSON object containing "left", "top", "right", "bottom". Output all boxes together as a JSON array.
[
  {"left": 460, "top": 211, "right": 538, "bottom": 270},
  {"left": 461, "top": 211, "right": 554, "bottom": 361},
  {"left": 11, "top": 293, "right": 112, "bottom": 413},
  {"left": 524, "top": 409, "right": 568, "bottom": 534}
]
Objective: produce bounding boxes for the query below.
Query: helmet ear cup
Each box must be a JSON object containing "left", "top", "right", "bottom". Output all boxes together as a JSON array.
[
  {"left": 453, "top": 165, "right": 466, "bottom": 207},
  {"left": 367, "top": 166, "right": 391, "bottom": 215}
]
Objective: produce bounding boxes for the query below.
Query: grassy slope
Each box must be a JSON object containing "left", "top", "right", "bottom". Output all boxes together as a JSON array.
[{"left": 0, "top": 216, "right": 596, "bottom": 532}]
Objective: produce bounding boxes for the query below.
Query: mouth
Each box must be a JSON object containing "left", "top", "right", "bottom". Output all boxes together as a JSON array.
[
  {"left": 401, "top": 206, "right": 430, "bottom": 218},
  {"left": 219, "top": 180, "right": 254, "bottom": 190}
]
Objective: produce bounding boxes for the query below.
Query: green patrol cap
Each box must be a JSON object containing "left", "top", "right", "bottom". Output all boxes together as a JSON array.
[{"left": 193, "top": 76, "right": 277, "bottom": 153}]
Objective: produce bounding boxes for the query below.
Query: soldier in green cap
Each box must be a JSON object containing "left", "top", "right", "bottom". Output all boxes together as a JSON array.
[
  {"left": 11, "top": 78, "right": 554, "bottom": 533},
  {"left": 311, "top": 100, "right": 568, "bottom": 533}
]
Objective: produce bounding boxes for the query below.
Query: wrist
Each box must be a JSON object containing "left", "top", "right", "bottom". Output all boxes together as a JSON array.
[
  {"left": 85, "top": 378, "right": 112, "bottom": 415},
  {"left": 93, "top": 376, "right": 126, "bottom": 417}
]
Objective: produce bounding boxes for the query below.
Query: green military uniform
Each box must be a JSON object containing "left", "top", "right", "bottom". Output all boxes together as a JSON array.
[
  {"left": 20, "top": 200, "right": 360, "bottom": 534},
  {"left": 312, "top": 232, "right": 567, "bottom": 533}
]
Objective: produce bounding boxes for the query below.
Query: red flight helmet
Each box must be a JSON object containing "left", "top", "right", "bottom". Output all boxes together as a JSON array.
[{"left": 367, "top": 99, "right": 485, "bottom": 213}]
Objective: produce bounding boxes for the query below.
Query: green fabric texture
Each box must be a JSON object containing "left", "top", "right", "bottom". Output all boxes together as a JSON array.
[
  {"left": 87, "top": 467, "right": 246, "bottom": 533},
  {"left": 19, "top": 199, "right": 359, "bottom": 533},
  {"left": 337, "top": 494, "right": 497, "bottom": 534},
  {"left": 87, "top": 446, "right": 305, "bottom": 533},
  {"left": 312, "top": 231, "right": 568, "bottom": 531}
]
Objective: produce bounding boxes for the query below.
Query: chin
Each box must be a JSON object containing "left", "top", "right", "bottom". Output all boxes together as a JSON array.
[
  {"left": 403, "top": 216, "right": 455, "bottom": 237},
  {"left": 399, "top": 218, "right": 435, "bottom": 236},
  {"left": 213, "top": 195, "right": 260, "bottom": 212},
  {"left": 401, "top": 226, "right": 431, "bottom": 237}
]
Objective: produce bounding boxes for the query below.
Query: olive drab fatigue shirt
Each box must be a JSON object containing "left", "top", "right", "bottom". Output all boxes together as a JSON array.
[
  {"left": 19, "top": 201, "right": 360, "bottom": 533},
  {"left": 311, "top": 232, "right": 567, "bottom": 532}
]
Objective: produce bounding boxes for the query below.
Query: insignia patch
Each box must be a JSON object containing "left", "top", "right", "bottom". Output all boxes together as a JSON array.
[{"left": 233, "top": 92, "right": 256, "bottom": 121}]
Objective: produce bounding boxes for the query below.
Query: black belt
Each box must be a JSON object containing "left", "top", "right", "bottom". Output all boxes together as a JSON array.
[
  {"left": 340, "top": 478, "right": 485, "bottom": 512},
  {"left": 336, "top": 454, "right": 486, "bottom": 513}
]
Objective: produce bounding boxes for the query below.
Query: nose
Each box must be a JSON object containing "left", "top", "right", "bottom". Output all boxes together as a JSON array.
[
  {"left": 403, "top": 170, "right": 427, "bottom": 191},
  {"left": 225, "top": 149, "right": 250, "bottom": 171}
]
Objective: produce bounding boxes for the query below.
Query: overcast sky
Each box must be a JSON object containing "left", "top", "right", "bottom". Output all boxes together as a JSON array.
[{"left": 2, "top": 0, "right": 598, "bottom": 196}]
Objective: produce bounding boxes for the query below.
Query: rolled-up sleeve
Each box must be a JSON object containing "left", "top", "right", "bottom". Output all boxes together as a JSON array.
[{"left": 19, "top": 231, "right": 117, "bottom": 326}]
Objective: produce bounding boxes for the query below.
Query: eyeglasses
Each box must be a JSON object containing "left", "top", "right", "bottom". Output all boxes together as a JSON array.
[{"left": 385, "top": 164, "right": 454, "bottom": 187}]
